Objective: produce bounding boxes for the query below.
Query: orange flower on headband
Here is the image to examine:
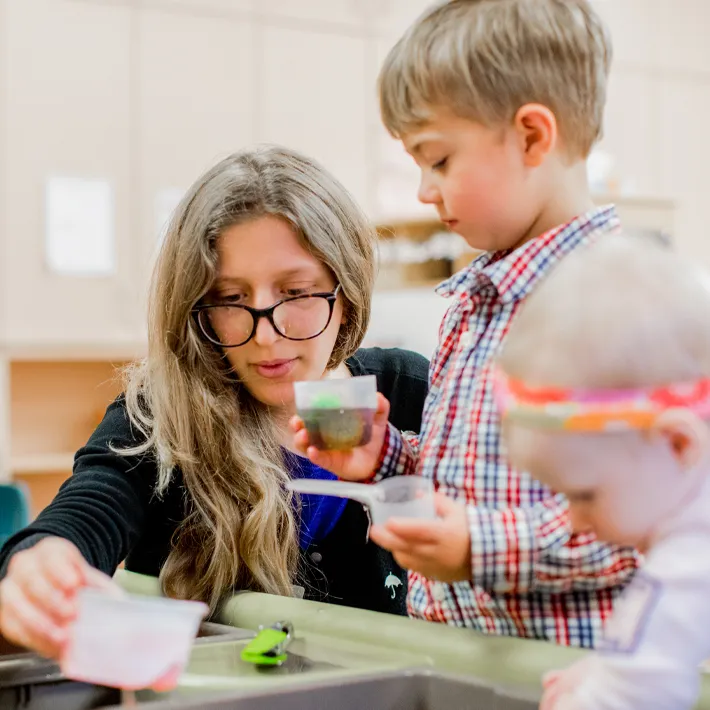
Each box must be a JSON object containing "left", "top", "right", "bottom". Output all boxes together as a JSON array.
[{"left": 495, "top": 369, "right": 710, "bottom": 432}]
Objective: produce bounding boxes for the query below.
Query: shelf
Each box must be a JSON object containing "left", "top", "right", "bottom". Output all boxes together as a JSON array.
[
  {"left": 1, "top": 340, "right": 146, "bottom": 362},
  {"left": 375, "top": 278, "right": 446, "bottom": 293},
  {"left": 11, "top": 452, "right": 75, "bottom": 474},
  {"left": 375, "top": 194, "right": 676, "bottom": 240}
]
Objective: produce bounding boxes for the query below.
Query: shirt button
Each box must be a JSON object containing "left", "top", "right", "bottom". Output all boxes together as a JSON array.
[
  {"left": 460, "top": 331, "right": 473, "bottom": 347},
  {"left": 310, "top": 552, "right": 322, "bottom": 564},
  {"left": 431, "top": 582, "right": 447, "bottom": 603}
]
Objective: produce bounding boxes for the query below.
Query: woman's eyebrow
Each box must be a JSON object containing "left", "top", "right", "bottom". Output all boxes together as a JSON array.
[{"left": 213, "top": 268, "right": 324, "bottom": 287}]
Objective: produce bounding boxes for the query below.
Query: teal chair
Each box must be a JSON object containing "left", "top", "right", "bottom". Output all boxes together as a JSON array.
[{"left": 0, "top": 483, "right": 30, "bottom": 548}]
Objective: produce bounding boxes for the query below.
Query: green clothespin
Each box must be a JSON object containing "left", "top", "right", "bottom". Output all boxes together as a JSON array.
[{"left": 240, "top": 621, "right": 293, "bottom": 667}]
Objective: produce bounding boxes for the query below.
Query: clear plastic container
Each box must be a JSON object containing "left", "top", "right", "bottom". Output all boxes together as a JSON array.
[
  {"left": 287, "top": 476, "right": 436, "bottom": 526},
  {"left": 60, "top": 588, "right": 208, "bottom": 691},
  {"left": 294, "top": 375, "right": 378, "bottom": 450}
]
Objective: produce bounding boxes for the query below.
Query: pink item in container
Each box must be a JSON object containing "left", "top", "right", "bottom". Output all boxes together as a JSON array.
[{"left": 61, "top": 588, "right": 208, "bottom": 691}]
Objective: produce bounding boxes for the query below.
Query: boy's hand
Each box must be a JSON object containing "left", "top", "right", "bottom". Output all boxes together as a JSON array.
[
  {"left": 290, "top": 392, "right": 390, "bottom": 482},
  {"left": 369, "top": 494, "right": 471, "bottom": 583}
]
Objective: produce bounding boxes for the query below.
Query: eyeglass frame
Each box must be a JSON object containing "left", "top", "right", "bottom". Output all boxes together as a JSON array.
[{"left": 192, "top": 284, "right": 342, "bottom": 348}]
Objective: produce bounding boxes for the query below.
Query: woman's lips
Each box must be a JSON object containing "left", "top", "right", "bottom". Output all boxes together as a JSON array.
[{"left": 253, "top": 359, "right": 297, "bottom": 379}]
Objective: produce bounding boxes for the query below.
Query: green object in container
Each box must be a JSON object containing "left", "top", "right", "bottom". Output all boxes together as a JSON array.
[
  {"left": 310, "top": 392, "right": 342, "bottom": 409},
  {"left": 240, "top": 626, "right": 290, "bottom": 666}
]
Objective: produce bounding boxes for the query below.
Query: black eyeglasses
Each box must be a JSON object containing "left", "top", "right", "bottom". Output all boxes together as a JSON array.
[{"left": 193, "top": 285, "right": 341, "bottom": 348}]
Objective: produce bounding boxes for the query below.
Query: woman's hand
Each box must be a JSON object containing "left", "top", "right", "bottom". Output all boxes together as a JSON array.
[
  {"left": 0, "top": 537, "right": 118, "bottom": 659},
  {"left": 290, "top": 392, "right": 390, "bottom": 481}
]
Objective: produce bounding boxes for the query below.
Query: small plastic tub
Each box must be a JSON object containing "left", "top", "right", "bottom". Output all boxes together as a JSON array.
[
  {"left": 295, "top": 375, "right": 377, "bottom": 451},
  {"left": 61, "top": 589, "right": 208, "bottom": 691},
  {"left": 370, "top": 477, "right": 436, "bottom": 526}
]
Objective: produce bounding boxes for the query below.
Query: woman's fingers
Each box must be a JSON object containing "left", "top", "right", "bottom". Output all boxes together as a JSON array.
[
  {"left": 0, "top": 577, "right": 65, "bottom": 658},
  {"left": 0, "top": 538, "right": 94, "bottom": 659},
  {"left": 36, "top": 539, "right": 86, "bottom": 592}
]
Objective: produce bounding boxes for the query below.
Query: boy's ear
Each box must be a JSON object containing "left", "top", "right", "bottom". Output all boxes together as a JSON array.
[
  {"left": 651, "top": 408, "right": 709, "bottom": 472},
  {"left": 513, "top": 104, "right": 558, "bottom": 167}
]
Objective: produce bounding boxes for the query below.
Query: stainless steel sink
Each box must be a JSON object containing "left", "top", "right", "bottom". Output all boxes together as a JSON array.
[
  {"left": 122, "top": 670, "right": 540, "bottom": 710},
  {"left": 0, "top": 622, "right": 251, "bottom": 710}
]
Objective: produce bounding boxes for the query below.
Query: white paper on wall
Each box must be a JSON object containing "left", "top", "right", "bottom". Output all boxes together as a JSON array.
[
  {"left": 45, "top": 175, "right": 115, "bottom": 276},
  {"left": 155, "top": 187, "right": 185, "bottom": 247}
]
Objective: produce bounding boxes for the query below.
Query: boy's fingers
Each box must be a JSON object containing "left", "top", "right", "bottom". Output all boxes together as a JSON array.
[
  {"left": 433, "top": 492, "right": 461, "bottom": 516},
  {"left": 384, "top": 518, "right": 441, "bottom": 544},
  {"left": 368, "top": 525, "right": 411, "bottom": 552}
]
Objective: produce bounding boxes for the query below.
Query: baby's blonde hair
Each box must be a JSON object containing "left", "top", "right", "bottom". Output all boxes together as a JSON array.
[
  {"left": 499, "top": 235, "right": 710, "bottom": 389},
  {"left": 379, "top": 0, "right": 612, "bottom": 158}
]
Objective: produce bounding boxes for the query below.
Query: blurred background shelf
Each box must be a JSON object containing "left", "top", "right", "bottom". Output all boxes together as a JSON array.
[
  {"left": 0, "top": 350, "right": 135, "bottom": 516},
  {"left": 11, "top": 452, "right": 75, "bottom": 474}
]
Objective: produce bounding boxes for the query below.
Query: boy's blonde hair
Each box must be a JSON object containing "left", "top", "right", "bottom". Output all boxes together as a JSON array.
[
  {"left": 499, "top": 235, "right": 710, "bottom": 390},
  {"left": 379, "top": 0, "right": 612, "bottom": 158}
]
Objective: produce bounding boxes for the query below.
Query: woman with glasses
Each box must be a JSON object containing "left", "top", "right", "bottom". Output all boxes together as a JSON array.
[{"left": 0, "top": 146, "right": 429, "bottom": 658}]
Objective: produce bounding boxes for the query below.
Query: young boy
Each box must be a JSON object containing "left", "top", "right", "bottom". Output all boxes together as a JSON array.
[
  {"left": 293, "top": 0, "right": 638, "bottom": 647},
  {"left": 496, "top": 234, "right": 710, "bottom": 710}
]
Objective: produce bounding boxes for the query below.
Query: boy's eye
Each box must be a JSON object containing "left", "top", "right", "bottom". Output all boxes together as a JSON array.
[
  {"left": 431, "top": 157, "right": 448, "bottom": 172},
  {"left": 568, "top": 491, "right": 596, "bottom": 504}
]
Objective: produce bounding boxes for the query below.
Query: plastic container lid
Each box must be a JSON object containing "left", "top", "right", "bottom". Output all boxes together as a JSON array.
[{"left": 294, "top": 375, "right": 377, "bottom": 411}]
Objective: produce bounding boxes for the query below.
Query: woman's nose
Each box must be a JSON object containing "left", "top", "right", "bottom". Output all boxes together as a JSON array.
[{"left": 252, "top": 311, "right": 281, "bottom": 346}]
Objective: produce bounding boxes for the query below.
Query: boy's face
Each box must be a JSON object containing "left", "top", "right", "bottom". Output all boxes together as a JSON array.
[
  {"left": 402, "top": 110, "right": 545, "bottom": 252},
  {"left": 504, "top": 424, "right": 693, "bottom": 550}
]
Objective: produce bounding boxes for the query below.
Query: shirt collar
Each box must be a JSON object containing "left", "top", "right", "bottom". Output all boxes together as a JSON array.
[{"left": 436, "top": 205, "right": 621, "bottom": 304}]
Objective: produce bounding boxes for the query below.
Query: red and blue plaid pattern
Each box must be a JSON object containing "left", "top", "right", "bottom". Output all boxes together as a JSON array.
[{"left": 378, "top": 206, "right": 640, "bottom": 648}]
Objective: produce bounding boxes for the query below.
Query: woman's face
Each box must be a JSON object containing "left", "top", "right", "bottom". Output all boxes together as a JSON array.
[{"left": 206, "top": 215, "right": 344, "bottom": 411}]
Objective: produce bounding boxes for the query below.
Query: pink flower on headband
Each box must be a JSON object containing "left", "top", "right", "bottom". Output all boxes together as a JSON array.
[{"left": 648, "top": 380, "right": 710, "bottom": 410}]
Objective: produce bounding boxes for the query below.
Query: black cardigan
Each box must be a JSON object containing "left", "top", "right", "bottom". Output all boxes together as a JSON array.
[{"left": 0, "top": 348, "right": 429, "bottom": 616}]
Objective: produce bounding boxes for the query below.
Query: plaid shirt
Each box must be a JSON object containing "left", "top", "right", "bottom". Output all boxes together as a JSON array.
[{"left": 378, "top": 205, "right": 640, "bottom": 648}]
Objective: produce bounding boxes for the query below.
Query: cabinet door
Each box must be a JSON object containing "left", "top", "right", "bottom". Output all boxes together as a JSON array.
[
  {"left": 256, "top": 26, "right": 370, "bottom": 212},
  {"left": 136, "top": 8, "right": 255, "bottom": 320},
  {"left": 659, "top": 78, "right": 710, "bottom": 261},
  {"left": 257, "top": 0, "right": 367, "bottom": 27},
  {"left": 2, "top": 0, "right": 135, "bottom": 344}
]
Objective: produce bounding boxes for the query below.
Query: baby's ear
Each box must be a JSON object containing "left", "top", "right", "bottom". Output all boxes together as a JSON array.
[{"left": 651, "top": 408, "right": 709, "bottom": 472}]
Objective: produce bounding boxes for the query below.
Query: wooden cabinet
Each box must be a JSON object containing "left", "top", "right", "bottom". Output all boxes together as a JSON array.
[
  {"left": 1, "top": 0, "right": 139, "bottom": 346},
  {"left": 257, "top": 26, "right": 371, "bottom": 210},
  {"left": 0, "top": 345, "right": 143, "bottom": 516},
  {"left": 135, "top": 7, "right": 255, "bottom": 303}
]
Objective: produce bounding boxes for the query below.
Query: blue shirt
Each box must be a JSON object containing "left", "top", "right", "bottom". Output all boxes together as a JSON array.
[{"left": 283, "top": 450, "right": 349, "bottom": 549}]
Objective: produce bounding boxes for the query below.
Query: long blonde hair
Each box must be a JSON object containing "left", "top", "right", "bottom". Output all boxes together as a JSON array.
[{"left": 121, "top": 145, "right": 376, "bottom": 611}]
